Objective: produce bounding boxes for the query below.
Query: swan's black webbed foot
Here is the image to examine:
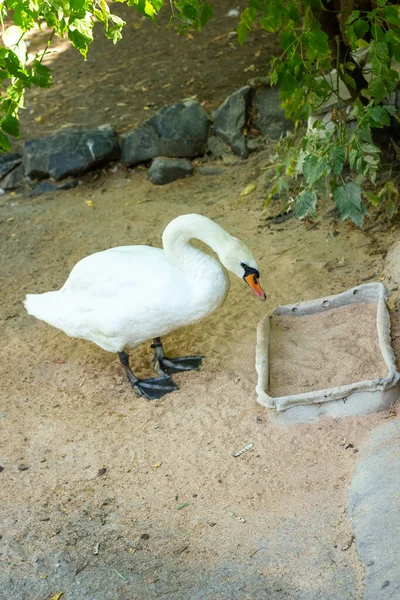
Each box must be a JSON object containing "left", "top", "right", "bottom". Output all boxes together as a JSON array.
[
  {"left": 151, "top": 338, "right": 204, "bottom": 376},
  {"left": 118, "top": 351, "right": 178, "bottom": 400}
]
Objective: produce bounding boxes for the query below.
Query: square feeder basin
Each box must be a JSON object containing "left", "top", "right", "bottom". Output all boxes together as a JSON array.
[{"left": 255, "top": 283, "right": 400, "bottom": 425}]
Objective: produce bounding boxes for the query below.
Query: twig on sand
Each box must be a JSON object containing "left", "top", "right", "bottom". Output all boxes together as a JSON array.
[
  {"left": 113, "top": 569, "right": 128, "bottom": 581},
  {"left": 75, "top": 562, "right": 89, "bottom": 576}
]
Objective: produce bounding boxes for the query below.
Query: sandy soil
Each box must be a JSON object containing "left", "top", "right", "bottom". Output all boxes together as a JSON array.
[
  {"left": 1, "top": 146, "right": 399, "bottom": 599},
  {"left": 1, "top": 2, "right": 400, "bottom": 597},
  {"left": 269, "top": 303, "right": 387, "bottom": 397}
]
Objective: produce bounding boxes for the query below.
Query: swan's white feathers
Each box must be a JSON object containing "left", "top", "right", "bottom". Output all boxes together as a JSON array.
[{"left": 24, "top": 214, "right": 259, "bottom": 354}]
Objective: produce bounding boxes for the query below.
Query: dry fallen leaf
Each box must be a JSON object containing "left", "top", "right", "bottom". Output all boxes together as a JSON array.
[
  {"left": 84, "top": 200, "right": 95, "bottom": 207},
  {"left": 35, "top": 115, "right": 42, "bottom": 122},
  {"left": 49, "top": 593, "right": 64, "bottom": 600},
  {"left": 240, "top": 183, "right": 256, "bottom": 197},
  {"left": 6, "top": 217, "right": 14, "bottom": 222}
]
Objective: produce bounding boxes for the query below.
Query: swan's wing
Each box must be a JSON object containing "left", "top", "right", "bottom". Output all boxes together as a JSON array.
[
  {"left": 57, "top": 245, "right": 193, "bottom": 345},
  {"left": 61, "top": 245, "right": 176, "bottom": 300}
]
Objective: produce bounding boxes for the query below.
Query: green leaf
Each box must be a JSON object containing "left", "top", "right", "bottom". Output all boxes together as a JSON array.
[
  {"left": 330, "top": 147, "right": 345, "bottom": 176},
  {"left": 73, "top": 16, "right": 94, "bottom": 41},
  {"left": 368, "top": 78, "right": 386, "bottom": 103},
  {"left": 303, "top": 155, "right": 329, "bottom": 183},
  {"left": 333, "top": 182, "right": 368, "bottom": 227},
  {"left": 30, "top": 61, "right": 52, "bottom": 88},
  {"left": 199, "top": 2, "right": 212, "bottom": 27},
  {"left": 237, "top": 7, "right": 256, "bottom": 45},
  {"left": 0, "top": 130, "right": 11, "bottom": 152},
  {"left": 278, "top": 70, "right": 298, "bottom": 94},
  {"left": 70, "top": 0, "right": 86, "bottom": 10},
  {"left": 295, "top": 190, "right": 317, "bottom": 219},
  {"left": 306, "top": 29, "right": 329, "bottom": 60},
  {"left": 280, "top": 31, "right": 296, "bottom": 52},
  {"left": 1, "top": 114, "right": 20, "bottom": 137},
  {"left": 260, "top": 0, "right": 284, "bottom": 31},
  {"left": 361, "top": 143, "right": 380, "bottom": 154},
  {"left": 353, "top": 19, "right": 369, "bottom": 39},
  {"left": 370, "top": 105, "right": 391, "bottom": 126},
  {"left": 343, "top": 73, "right": 356, "bottom": 90},
  {"left": 365, "top": 190, "right": 379, "bottom": 206},
  {"left": 346, "top": 10, "right": 360, "bottom": 25},
  {"left": 382, "top": 6, "right": 400, "bottom": 26}
]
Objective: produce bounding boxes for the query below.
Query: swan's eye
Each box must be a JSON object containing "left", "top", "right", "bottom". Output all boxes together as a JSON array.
[
  {"left": 253, "top": 275, "right": 257, "bottom": 285},
  {"left": 241, "top": 262, "right": 260, "bottom": 280}
]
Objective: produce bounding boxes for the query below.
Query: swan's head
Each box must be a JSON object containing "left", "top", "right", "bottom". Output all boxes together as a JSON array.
[{"left": 219, "top": 238, "right": 266, "bottom": 301}]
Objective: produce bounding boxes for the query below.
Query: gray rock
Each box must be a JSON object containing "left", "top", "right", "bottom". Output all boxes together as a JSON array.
[
  {"left": 349, "top": 419, "right": 400, "bottom": 599},
  {"left": 213, "top": 86, "right": 253, "bottom": 158},
  {"left": 206, "top": 135, "right": 230, "bottom": 159},
  {"left": 1, "top": 164, "right": 24, "bottom": 190},
  {"left": 247, "top": 136, "right": 266, "bottom": 152},
  {"left": 198, "top": 166, "right": 226, "bottom": 176},
  {"left": 384, "top": 241, "right": 400, "bottom": 288},
  {"left": 30, "top": 178, "right": 78, "bottom": 196},
  {"left": 252, "top": 86, "right": 293, "bottom": 140},
  {"left": 23, "top": 125, "right": 120, "bottom": 180},
  {"left": 0, "top": 153, "right": 22, "bottom": 179},
  {"left": 121, "top": 100, "right": 210, "bottom": 166},
  {"left": 148, "top": 157, "right": 193, "bottom": 185}
]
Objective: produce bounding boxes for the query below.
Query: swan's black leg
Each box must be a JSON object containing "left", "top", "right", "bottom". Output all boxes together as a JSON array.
[
  {"left": 118, "top": 351, "right": 178, "bottom": 400},
  {"left": 151, "top": 338, "right": 204, "bottom": 376}
]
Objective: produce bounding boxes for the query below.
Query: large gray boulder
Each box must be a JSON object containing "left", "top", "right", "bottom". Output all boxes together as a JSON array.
[
  {"left": 213, "top": 86, "right": 252, "bottom": 158},
  {"left": 1, "top": 164, "right": 24, "bottom": 189},
  {"left": 121, "top": 100, "right": 210, "bottom": 166},
  {"left": 0, "top": 153, "right": 22, "bottom": 179},
  {"left": 23, "top": 125, "right": 120, "bottom": 180},
  {"left": 252, "top": 86, "right": 293, "bottom": 140},
  {"left": 148, "top": 157, "right": 193, "bottom": 185}
]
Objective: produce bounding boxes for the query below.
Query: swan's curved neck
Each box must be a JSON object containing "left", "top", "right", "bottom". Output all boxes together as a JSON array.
[{"left": 162, "top": 214, "right": 231, "bottom": 274}]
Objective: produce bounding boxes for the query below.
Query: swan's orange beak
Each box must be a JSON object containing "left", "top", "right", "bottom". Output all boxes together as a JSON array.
[{"left": 244, "top": 274, "right": 267, "bottom": 301}]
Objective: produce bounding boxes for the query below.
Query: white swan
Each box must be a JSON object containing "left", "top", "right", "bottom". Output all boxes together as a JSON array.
[{"left": 25, "top": 214, "right": 266, "bottom": 399}]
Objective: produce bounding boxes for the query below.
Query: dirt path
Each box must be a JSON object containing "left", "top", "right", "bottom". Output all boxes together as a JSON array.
[
  {"left": 19, "top": 0, "right": 278, "bottom": 143},
  {"left": 2, "top": 5, "right": 400, "bottom": 596},
  {"left": 1, "top": 146, "right": 398, "bottom": 599}
]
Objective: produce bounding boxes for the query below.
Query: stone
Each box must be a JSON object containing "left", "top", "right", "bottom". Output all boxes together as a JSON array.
[
  {"left": 148, "top": 157, "right": 193, "bottom": 185},
  {"left": 30, "top": 178, "right": 78, "bottom": 196},
  {"left": 198, "top": 166, "right": 226, "bottom": 176},
  {"left": 384, "top": 241, "right": 400, "bottom": 288},
  {"left": 206, "top": 135, "right": 230, "bottom": 160},
  {"left": 349, "top": 419, "right": 400, "bottom": 600},
  {"left": 252, "top": 86, "right": 293, "bottom": 140},
  {"left": 213, "top": 86, "right": 252, "bottom": 158},
  {"left": 23, "top": 125, "right": 120, "bottom": 180},
  {"left": 121, "top": 100, "right": 210, "bottom": 166},
  {"left": 1, "top": 164, "right": 24, "bottom": 190},
  {"left": 0, "top": 153, "right": 22, "bottom": 179},
  {"left": 247, "top": 136, "right": 266, "bottom": 152}
]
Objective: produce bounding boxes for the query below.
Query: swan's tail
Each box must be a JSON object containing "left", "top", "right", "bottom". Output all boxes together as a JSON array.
[{"left": 24, "top": 291, "right": 64, "bottom": 329}]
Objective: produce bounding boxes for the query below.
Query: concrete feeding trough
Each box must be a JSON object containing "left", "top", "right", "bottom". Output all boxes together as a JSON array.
[{"left": 255, "top": 283, "right": 400, "bottom": 425}]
